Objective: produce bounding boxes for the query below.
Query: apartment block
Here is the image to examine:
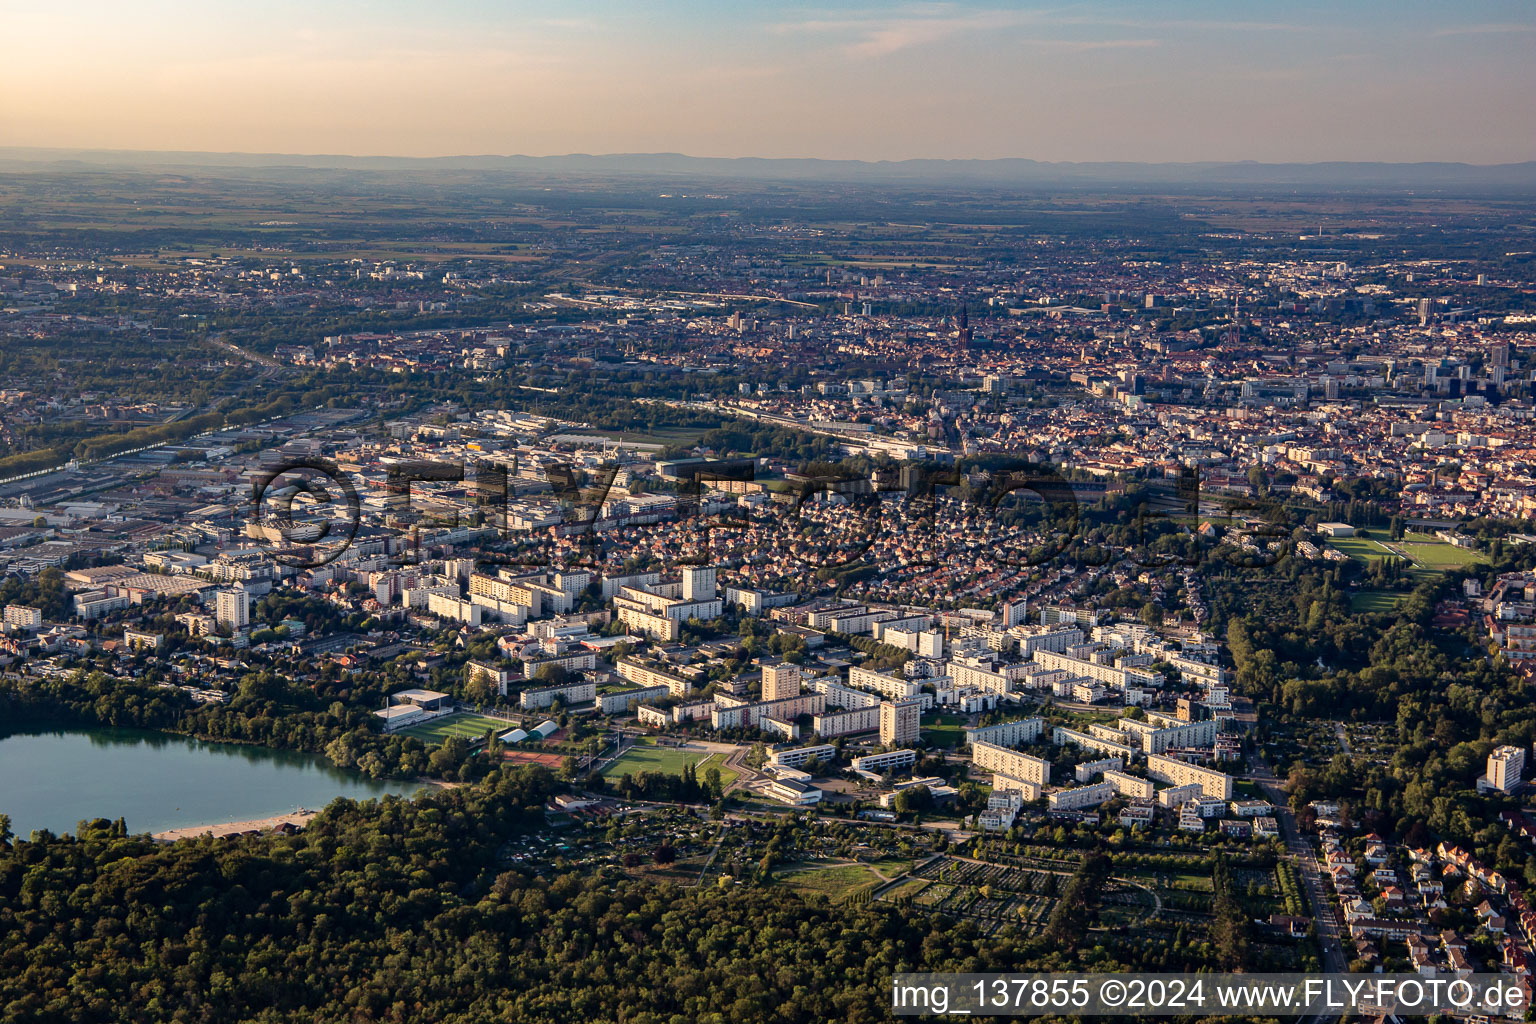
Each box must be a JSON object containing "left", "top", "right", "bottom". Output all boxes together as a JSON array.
[
  {"left": 1116, "top": 715, "right": 1221, "bottom": 754},
  {"left": 1074, "top": 756, "right": 1124, "bottom": 782},
  {"left": 809, "top": 680, "right": 882, "bottom": 709},
  {"left": 1032, "top": 649, "right": 1163, "bottom": 691},
  {"left": 519, "top": 679, "right": 597, "bottom": 710},
  {"left": 1146, "top": 754, "right": 1234, "bottom": 800},
  {"left": 1052, "top": 726, "right": 1135, "bottom": 760},
  {"left": 1483, "top": 745, "right": 1526, "bottom": 793},
  {"left": 847, "top": 665, "right": 920, "bottom": 700},
  {"left": 880, "top": 698, "right": 922, "bottom": 747},
  {"left": 851, "top": 749, "right": 918, "bottom": 774},
  {"left": 214, "top": 588, "right": 249, "bottom": 630},
  {"left": 1157, "top": 782, "right": 1204, "bottom": 808},
  {"left": 811, "top": 705, "right": 880, "bottom": 738},
  {"left": 971, "top": 740, "right": 1051, "bottom": 785},
  {"left": 467, "top": 660, "right": 512, "bottom": 696},
  {"left": 761, "top": 660, "right": 803, "bottom": 701},
  {"left": 946, "top": 657, "right": 1013, "bottom": 695},
  {"left": 989, "top": 773, "right": 1044, "bottom": 801},
  {"left": 1102, "top": 770, "right": 1155, "bottom": 800},
  {"left": 1048, "top": 781, "right": 1115, "bottom": 811},
  {"left": 1, "top": 605, "right": 42, "bottom": 633},
  {"left": 964, "top": 717, "right": 1043, "bottom": 749},
  {"left": 769, "top": 743, "right": 836, "bottom": 769},
  {"left": 616, "top": 658, "right": 694, "bottom": 697},
  {"left": 598, "top": 684, "right": 670, "bottom": 715},
  {"left": 712, "top": 692, "right": 827, "bottom": 731}
]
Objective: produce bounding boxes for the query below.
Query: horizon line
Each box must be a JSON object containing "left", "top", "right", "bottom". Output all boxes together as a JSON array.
[{"left": 3, "top": 144, "right": 1535, "bottom": 170}]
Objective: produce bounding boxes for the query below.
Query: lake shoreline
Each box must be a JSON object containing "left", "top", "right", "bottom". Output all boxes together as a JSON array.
[
  {"left": 0, "top": 725, "right": 420, "bottom": 840},
  {"left": 153, "top": 811, "right": 320, "bottom": 842},
  {"left": 150, "top": 778, "right": 450, "bottom": 841}
]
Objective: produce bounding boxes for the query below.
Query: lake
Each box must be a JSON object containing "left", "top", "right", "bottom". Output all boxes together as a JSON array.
[{"left": 0, "top": 726, "right": 420, "bottom": 838}]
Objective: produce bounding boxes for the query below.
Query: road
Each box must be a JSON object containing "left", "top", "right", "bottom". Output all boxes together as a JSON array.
[
  {"left": 1333, "top": 722, "right": 1351, "bottom": 755},
  {"left": 1249, "top": 757, "right": 1348, "bottom": 981},
  {"left": 203, "top": 331, "right": 280, "bottom": 368}
]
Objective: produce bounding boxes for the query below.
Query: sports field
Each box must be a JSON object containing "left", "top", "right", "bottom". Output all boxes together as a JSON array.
[
  {"left": 1328, "top": 530, "right": 1485, "bottom": 578},
  {"left": 600, "top": 739, "right": 732, "bottom": 780},
  {"left": 1394, "top": 532, "right": 1485, "bottom": 569},
  {"left": 397, "top": 713, "right": 511, "bottom": 745}
]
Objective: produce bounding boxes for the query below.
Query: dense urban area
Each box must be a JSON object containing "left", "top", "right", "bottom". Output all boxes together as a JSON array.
[{"left": 3, "top": 161, "right": 1536, "bottom": 1022}]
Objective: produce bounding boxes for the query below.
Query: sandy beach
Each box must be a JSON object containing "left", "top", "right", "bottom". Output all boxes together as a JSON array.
[{"left": 153, "top": 810, "right": 319, "bottom": 842}]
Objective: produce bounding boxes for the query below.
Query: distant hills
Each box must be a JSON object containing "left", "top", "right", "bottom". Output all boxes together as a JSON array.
[{"left": 1, "top": 146, "right": 1533, "bottom": 190}]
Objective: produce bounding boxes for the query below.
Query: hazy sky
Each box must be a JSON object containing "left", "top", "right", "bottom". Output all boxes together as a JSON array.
[{"left": 4, "top": 0, "right": 1534, "bottom": 163}]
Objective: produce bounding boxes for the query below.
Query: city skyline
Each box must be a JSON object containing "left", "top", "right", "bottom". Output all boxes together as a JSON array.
[{"left": 4, "top": 0, "right": 1535, "bottom": 164}]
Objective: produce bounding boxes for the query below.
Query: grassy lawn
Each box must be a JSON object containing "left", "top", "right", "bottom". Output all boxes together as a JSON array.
[
  {"left": 1330, "top": 531, "right": 1485, "bottom": 582},
  {"left": 923, "top": 713, "right": 970, "bottom": 749},
  {"left": 867, "top": 856, "right": 915, "bottom": 876},
  {"left": 1351, "top": 589, "right": 1405, "bottom": 613},
  {"left": 778, "top": 862, "right": 885, "bottom": 900},
  {"left": 1394, "top": 531, "right": 1486, "bottom": 569},
  {"left": 600, "top": 738, "right": 717, "bottom": 778},
  {"left": 709, "top": 762, "right": 740, "bottom": 786},
  {"left": 397, "top": 713, "right": 512, "bottom": 745},
  {"left": 882, "top": 877, "right": 931, "bottom": 901},
  {"left": 1326, "top": 534, "right": 1401, "bottom": 565}
]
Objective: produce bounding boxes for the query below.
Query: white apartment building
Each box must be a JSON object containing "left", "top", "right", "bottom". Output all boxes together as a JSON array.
[
  {"left": 613, "top": 576, "right": 723, "bottom": 639},
  {"left": 980, "top": 790, "right": 1025, "bottom": 831},
  {"left": 712, "top": 692, "right": 826, "bottom": 731},
  {"left": 879, "top": 627, "right": 945, "bottom": 658},
  {"left": 972, "top": 741, "right": 1051, "bottom": 785},
  {"left": 214, "top": 588, "right": 249, "bottom": 631},
  {"left": 761, "top": 660, "right": 803, "bottom": 701},
  {"left": 520, "top": 679, "right": 598, "bottom": 710},
  {"left": 990, "top": 773, "right": 1044, "bottom": 800},
  {"left": 1052, "top": 726, "right": 1136, "bottom": 761},
  {"left": 1074, "top": 757, "right": 1124, "bottom": 782},
  {"left": 880, "top": 698, "right": 922, "bottom": 747},
  {"left": 681, "top": 566, "right": 715, "bottom": 602},
  {"left": 426, "top": 593, "right": 482, "bottom": 626},
  {"left": 1048, "top": 781, "right": 1115, "bottom": 811},
  {"left": 599, "top": 684, "right": 670, "bottom": 715},
  {"left": 808, "top": 680, "right": 882, "bottom": 709},
  {"left": 1032, "top": 649, "right": 1164, "bottom": 691},
  {"left": 1011, "top": 624, "right": 1085, "bottom": 657},
  {"left": 1146, "top": 754, "right": 1234, "bottom": 800},
  {"left": 468, "top": 593, "right": 529, "bottom": 626},
  {"left": 812, "top": 706, "right": 880, "bottom": 738},
  {"left": 769, "top": 743, "right": 836, "bottom": 769},
  {"left": 847, "top": 665, "right": 920, "bottom": 700},
  {"left": 2, "top": 605, "right": 42, "bottom": 633},
  {"left": 964, "top": 717, "right": 1044, "bottom": 749},
  {"left": 1116, "top": 716, "right": 1221, "bottom": 755},
  {"left": 1483, "top": 745, "right": 1526, "bottom": 793},
  {"left": 1102, "top": 770, "right": 1155, "bottom": 800},
  {"left": 851, "top": 749, "right": 918, "bottom": 773},
  {"left": 467, "top": 660, "right": 511, "bottom": 696},
  {"left": 616, "top": 658, "right": 694, "bottom": 696},
  {"left": 1157, "top": 782, "right": 1203, "bottom": 808}
]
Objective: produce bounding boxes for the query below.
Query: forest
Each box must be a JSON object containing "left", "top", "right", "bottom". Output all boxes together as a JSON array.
[{"left": 0, "top": 766, "right": 1171, "bottom": 1024}]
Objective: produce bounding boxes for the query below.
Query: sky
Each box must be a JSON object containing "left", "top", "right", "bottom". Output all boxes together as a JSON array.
[{"left": 3, "top": 0, "right": 1534, "bottom": 164}]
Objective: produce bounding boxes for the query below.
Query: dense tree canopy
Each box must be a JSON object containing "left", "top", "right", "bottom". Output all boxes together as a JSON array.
[{"left": 0, "top": 767, "right": 1131, "bottom": 1024}]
